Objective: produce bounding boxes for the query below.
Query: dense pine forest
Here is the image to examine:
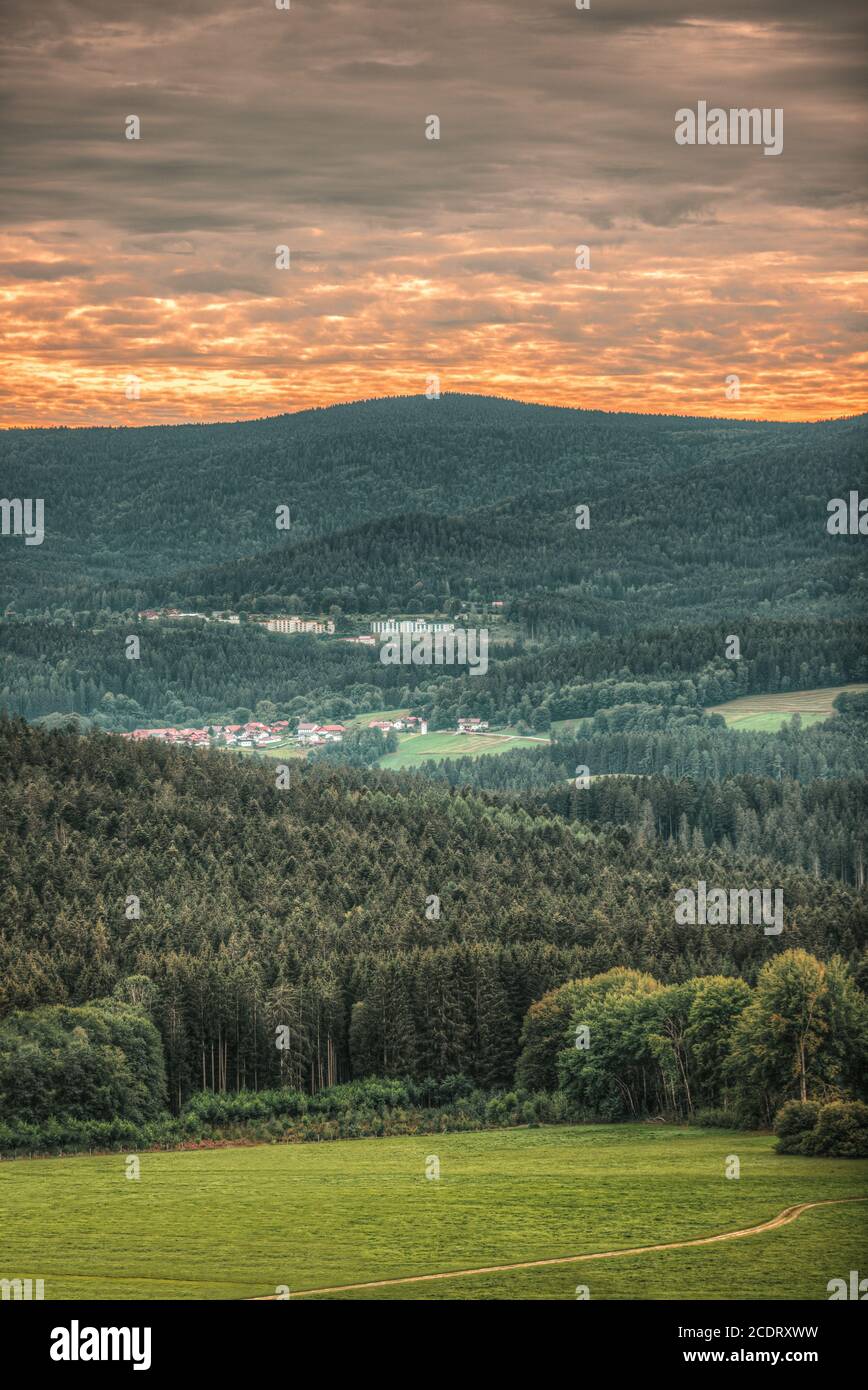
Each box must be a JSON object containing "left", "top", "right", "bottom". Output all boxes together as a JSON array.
[{"left": 1, "top": 720, "right": 865, "bottom": 1120}]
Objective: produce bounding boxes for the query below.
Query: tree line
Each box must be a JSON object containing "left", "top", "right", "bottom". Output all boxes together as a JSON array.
[{"left": 516, "top": 953, "right": 867, "bottom": 1127}]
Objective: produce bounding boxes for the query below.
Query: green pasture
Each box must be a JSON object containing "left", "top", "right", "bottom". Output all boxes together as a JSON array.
[
  {"left": 379, "top": 730, "right": 541, "bottom": 768},
  {"left": 1, "top": 1124, "right": 864, "bottom": 1301},
  {"left": 706, "top": 684, "right": 868, "bottom": 732}
]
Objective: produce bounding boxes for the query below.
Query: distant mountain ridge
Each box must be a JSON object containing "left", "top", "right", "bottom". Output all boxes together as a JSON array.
[{"left": 2, "top": 393, "right": 866, "bottom": 617}]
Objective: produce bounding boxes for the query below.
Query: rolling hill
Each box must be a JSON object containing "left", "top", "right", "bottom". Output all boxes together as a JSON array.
[{"left": 2, "top": 395, "right": 866, "bottom": 623}]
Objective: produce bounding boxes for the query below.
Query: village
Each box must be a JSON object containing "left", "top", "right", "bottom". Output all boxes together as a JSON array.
[
  {"left": 127, "top": 614, "right": 499, "bottom": 751},
  {"left": 119, "top": 712, "right": 492, "bottom": 751},
  {"left": 121, "top": 719, "right": 353, "bottom": 751},
  {"left": 121, "top": 720, "right": 293, "bottom": 750}
]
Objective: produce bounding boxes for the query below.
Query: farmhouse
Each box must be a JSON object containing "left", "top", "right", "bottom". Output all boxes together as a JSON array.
[
  {"left": 294, "top": 721, "right": 345, "bottom": 744},
  {"left": 368, "top": 715, "right": 427, "bottom": 734},
  {"left": 457, "top": 717, "right": 489, "bottom": 733}
]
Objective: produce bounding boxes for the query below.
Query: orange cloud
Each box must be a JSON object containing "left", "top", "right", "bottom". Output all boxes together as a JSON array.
[{"left": 1, "top": 0, "right": 866, "bottom": 426}]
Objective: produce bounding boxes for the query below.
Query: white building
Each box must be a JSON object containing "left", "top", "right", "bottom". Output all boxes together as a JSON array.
[
  {"left": 267, "top": 616, "right": 325, "bottom": 634},
  {"left": 371, "top": 619, "right": 455, "bottom": 635}
]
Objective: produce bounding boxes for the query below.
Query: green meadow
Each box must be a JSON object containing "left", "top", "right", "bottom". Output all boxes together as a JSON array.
[
  {"left": 344, "top": 707, "right": 410, "bottom": 729},
  {"left": 705, "top": 684, "right": 868, "bottom": 732},
  {"left": 380, "top": 730, "right": 542, "bottom": 768},
  {"left": 1, "top": 1125, "right": 864, "bottom": 1301},
  {"left": 340, "top": 1201, "right": 866, "bottom": 1302}
]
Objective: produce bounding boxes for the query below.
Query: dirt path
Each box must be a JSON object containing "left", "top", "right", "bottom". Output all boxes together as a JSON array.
[{"left": 251, "top": 1196, "right": 866, "bottom": 1299}]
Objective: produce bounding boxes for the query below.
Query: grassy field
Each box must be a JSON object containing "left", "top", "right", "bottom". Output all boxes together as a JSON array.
[
  {"left": 380, "top": 730, "right": 543, "bottom": 768},
  {"left": 218, "top": 719, "right": 546, "bottom": 770},
  {"left": 344, "top": 707, "right": 410, "bottom": 729},
  {"left": 1, "top": 1125, "right": 865, "bottom": 1301},
  {"left": 336, "top": 1201, "right": 867, "bottom": 1301},
  {"left": 705, "top": 684, "right": 868, "bottom": 732},
  {"left": 342, "top": 710, "right": 550, "bottom": 769}
]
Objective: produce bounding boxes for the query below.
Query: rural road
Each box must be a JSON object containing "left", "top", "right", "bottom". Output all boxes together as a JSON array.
[{"left": 250, "top": 1196, "right": 866, "bottom": 1299}]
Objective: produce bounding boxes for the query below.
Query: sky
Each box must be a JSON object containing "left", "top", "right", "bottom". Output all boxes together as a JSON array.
[{"left": 1, "top": 0, "right": 866, "bottom": 426}]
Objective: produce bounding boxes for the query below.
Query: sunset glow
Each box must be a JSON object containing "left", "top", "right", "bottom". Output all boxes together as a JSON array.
[{"left": 1, "top": 0, "right": 866, "bottom": 426}]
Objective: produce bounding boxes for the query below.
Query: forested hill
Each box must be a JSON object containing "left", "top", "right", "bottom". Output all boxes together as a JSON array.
[
  {"left": 161, "top": 431, "right": 866, "bottom": 629},
  {"left": 1, "top": 718, "right": 865, "bottom": 1102},
  {"left": 2, "top": 394, "right": 866, "bottom": 617}
]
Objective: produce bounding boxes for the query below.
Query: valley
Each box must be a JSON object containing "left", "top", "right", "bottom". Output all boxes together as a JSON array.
[{"left": 2, "top": 395, "right": 866, "bottom": 1305}]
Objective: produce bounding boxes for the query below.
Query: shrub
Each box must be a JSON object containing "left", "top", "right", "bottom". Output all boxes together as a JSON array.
[
  {"left": 774, "top": 1099, "right": 822, "bottom": 1152},
  {"left": 775, "top": 1099, "right": 868, "bottom": 1157},
  {"left": 485, "top": 1096, "right": 508, "bottom": 1126},
  {"left": 806, "top": 1101, "right": 868, "bottom": 1157}
]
